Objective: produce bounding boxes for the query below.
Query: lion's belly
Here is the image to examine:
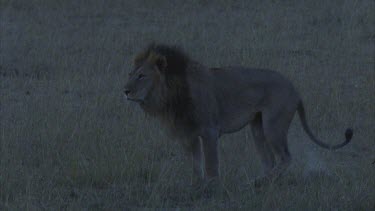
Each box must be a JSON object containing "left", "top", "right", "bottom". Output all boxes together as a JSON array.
[{"left": 218, "top": 107, "right": 257, "bottom": 135}]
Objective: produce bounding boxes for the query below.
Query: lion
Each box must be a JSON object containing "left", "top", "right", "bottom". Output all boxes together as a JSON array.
[{"left": 123, "top": 43, "right": 353, "bottom": 186}]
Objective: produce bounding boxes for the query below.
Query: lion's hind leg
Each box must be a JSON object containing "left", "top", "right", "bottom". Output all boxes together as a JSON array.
[
  {"left": 250, "top": 112, "right": 275, "bottom": 175},
  {"left": 258, "top": 107, "right": 295, "bottom": 185}
]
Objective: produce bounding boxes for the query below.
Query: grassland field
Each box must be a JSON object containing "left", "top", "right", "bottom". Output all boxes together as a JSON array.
[{"left": 0, "top": 0, "right": 374, "bottom": 210}]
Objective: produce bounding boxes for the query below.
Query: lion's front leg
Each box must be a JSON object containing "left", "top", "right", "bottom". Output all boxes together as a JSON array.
[
  {"left": 190, "top": 137, "right": 203, "bottom": 186},
  {"left": 200, "top": 130, "right": 219, "bottom": 179},
  {"left": 191, "top": 130, "right": 227, "bottom": 197}
]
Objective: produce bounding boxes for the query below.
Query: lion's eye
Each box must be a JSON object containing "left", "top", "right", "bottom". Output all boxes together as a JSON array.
[{"left": 138, "top": 74, "right": 145, "bottom": 80}]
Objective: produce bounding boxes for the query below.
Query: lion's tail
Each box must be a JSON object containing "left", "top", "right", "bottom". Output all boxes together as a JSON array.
[{"left": 297, "top": 101, "right": 353, "bottom": 150}]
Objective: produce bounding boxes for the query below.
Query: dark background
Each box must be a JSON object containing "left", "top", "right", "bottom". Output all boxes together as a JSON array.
[{"left": 1, "top": 0, "right": 374, "bottom": 209}]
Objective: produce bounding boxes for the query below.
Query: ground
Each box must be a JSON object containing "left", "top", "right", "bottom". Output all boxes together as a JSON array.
[{"left": 0, "top": 0, "right": 374, "bottom": 210}]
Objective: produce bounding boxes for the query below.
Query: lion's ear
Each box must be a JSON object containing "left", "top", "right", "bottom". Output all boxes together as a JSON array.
[
  {"left": 155, "top": 55, "right": 167, "bottom": 72},
  {"left": 147, "top": 52, "right": 167, "bottom": 73},
  {"left": 133, "top": 52, "right": 147, "bottom": 67}
]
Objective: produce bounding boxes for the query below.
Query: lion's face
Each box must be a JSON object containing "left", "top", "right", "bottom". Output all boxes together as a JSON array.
[{"left": 124, "top": 62, "right": 160, "bottom": 104}]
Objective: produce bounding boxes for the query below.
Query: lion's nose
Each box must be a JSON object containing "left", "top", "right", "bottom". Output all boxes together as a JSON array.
[{"left": 124, "top": 89, "right": 131, "bottom": 96}]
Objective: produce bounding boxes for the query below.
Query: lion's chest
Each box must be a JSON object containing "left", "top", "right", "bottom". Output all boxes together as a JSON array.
[{"left": 159, "top": 112, "right": 198, "bottom": 138}]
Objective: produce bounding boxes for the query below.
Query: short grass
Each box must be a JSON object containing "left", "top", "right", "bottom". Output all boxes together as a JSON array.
[{"left": 1, "top": 0, "right": 374, "bottom": 210}]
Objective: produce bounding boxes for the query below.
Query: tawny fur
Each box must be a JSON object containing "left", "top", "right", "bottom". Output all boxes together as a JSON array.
[{"left": 124, "top": 43, "right": 353, "bottom": 185}]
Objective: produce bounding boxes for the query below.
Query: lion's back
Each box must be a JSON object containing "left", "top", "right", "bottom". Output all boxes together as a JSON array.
[{"left": 211, "top": 67, "right": 295, "bottom": 99}]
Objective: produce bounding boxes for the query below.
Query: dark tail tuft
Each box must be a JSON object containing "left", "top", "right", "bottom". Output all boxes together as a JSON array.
[
  {"left": 345, "top": 128, "right": 353, "bottom": 141},
  {"left": 298, "top": 101, "right": 353, "bottom": 150}
]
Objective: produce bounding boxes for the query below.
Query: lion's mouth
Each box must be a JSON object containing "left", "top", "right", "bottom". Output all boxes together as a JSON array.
[{"left": 127, "top": 97, "right": 144, "bottom": 104}]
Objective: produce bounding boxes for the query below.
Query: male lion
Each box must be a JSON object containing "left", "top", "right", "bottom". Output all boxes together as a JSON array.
[{"left": 124, "top": 44, "right": 353, "bottom": 186}]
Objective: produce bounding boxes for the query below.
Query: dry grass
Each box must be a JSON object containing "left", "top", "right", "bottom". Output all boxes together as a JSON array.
[{"left": 1, "top": 0, "right": 374, "bottom": 210}]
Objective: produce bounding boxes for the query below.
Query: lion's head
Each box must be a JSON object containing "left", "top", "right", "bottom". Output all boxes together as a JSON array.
[
  {"left": 124, "top": 50, "right": 165, "bottom": 105},
  {"left": 124, "top": 44, "right": 194, "bottom": 120}
]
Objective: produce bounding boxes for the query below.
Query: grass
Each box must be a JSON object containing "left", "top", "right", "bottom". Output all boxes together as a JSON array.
[{"left": 1, "top": 0, "right": 374, "bottom": 209}]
